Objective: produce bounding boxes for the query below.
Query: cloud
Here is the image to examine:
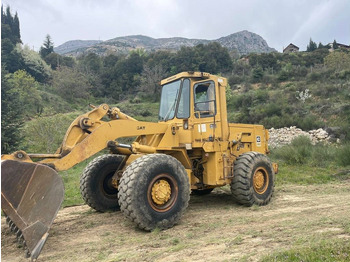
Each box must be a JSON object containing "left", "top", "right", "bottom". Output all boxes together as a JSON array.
[{"left": 2, "top": 0, "right": 350, "bottom": 51}]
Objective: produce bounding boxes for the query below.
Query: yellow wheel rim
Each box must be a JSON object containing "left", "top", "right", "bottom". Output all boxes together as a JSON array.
[
  {"left": 253, "top": 167, "right": 269, "bottom": 194},
  {"left": 147, "top": 173, "right": 178, "bottom": 212},
  {"left": 151, "top": 179, "right": 172, "bottom": 205}
]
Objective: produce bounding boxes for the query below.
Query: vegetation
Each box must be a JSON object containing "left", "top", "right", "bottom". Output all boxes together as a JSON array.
[
  {"left": 2, "top": 7, "right": 350, "bottom": 261},
  {"left": 271, "top": 136, "right": 350, "bottom": 167},
  {"left": 1, "top": 4, "right": 349, "bottom": 151},
  {"left": 262, "top": 240, "right": 350, "bottom": 262}
]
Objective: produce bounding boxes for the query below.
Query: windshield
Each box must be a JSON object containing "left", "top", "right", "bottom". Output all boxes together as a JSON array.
[{"left": 159, "top": 80, "right": 181, "bottom": 121}]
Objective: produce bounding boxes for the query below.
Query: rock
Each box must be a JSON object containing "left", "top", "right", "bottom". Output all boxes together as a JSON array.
[{"left": 268, "top": 127, "right": 331, "bottom": 148}]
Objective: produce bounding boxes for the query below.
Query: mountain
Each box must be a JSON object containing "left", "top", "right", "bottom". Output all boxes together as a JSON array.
[
  {"left": 54, "top": 30, "right": 276, "bottom": 56},
  {"left": 217, "top": 30, "right": 275, "bottom": 55},
  {"left": 54, "top": 40, "right": 103, "bottom": 55}
]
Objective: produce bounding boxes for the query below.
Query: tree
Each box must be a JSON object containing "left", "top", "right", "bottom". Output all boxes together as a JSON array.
[
  {"left": 324, "top": 51, "right": 350, "bottom": 71},
  {"left": 251, "top": 66, "right": 264, "bottom": 83},
  {"left": 140, "top": 64, "right": 166, "bottom": 101},
  {"left": 6, "top": 70, "right": 43, "bottom": 116},
  {"left": 39, "top": 34, "right": 54, "bottom": 58},
  {"left": 1, "top": 5, "right": 21, "bottom": 44},
  {"left": 332, "top": 39, "right": 338, "bottom": 50},
  {"left": 196, "top": 42, "right": 233, "bottom": 73},
  {"left": 78, "top": 52, "right": 102, "bottom": 74},
  {"left": 13, "top": 12, "right": 21, "bottom": 43},
  {"left": 306, "top": 38, "right": 317, "bottom": 52},
  {"left": 318, "top": 42, "right": 326, "bottom": 49},
  {"left": 1, "top": 68, "right": 24, "bottom": 153},
  {"left": 15, "top": 44, "right": 52, "bottom": 82},
  {"left": 44, "top": 52, "right": 75, "bottom": 69},
  {"left": 51, "top": 66, "right": 93, "bottom": 102},
  {"left": 1, "top": 5, "right": 23, "bottom": 72}
]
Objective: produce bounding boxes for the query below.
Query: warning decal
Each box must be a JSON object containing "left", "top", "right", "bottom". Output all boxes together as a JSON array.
[{"left": 256, "top": 135, "right": 261, "bottom": 147}]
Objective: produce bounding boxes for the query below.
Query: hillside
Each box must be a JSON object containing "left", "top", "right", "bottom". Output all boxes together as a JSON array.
[
  {"left": 54, "top": 40, "right": 103, "bottom": 55},
  {"left": 54, "top": 30, "right": 276, "bottom": 56}
]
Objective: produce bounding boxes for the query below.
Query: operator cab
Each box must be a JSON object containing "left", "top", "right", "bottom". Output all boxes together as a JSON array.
[{"left": 158, "top": 72, "right": 218, "bottom": 122}]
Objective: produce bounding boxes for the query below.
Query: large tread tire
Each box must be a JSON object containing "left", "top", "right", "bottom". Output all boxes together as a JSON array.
[
  {"left": 80, "top": 154, "right": 124, "bottom": 212},
  {"left": 118, "top": 154, "right": 190, "bottom": 231},
  {"left": 230, "top": 152, "right": 274, "bottom": 206}
]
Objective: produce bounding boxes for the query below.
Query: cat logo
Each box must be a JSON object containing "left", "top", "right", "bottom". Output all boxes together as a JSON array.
[{"left": 137, "top": 126, "right": 145, "bottom": 130}]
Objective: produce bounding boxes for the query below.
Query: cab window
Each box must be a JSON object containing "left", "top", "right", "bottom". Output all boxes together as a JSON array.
[
  {"left": 176, "top": 79, "right": 190, "bottom": 119},
  {"left": 194, "top": 81, "right": 216, "bottom": 118}
]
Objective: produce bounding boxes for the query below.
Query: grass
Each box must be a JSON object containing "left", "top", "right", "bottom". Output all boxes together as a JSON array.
[
  {"left": 60, "top": 159, "right": 90, "bottom": 207},
  {"left": 261, "top": 240, "right": 350, "bottom": 262},
  {"left": 270, "top": 136, "right": 350, "bottom": 167},
  {"left": 273, "top": 163, "right": 349, "bottom": 185}
]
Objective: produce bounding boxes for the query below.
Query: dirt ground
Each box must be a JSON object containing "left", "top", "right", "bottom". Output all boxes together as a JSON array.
[{"left": 2, "top": 182, "right": 350, "bottom": 262}]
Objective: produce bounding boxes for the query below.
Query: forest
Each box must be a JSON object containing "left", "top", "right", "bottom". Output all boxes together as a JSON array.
[{"left": 2, "top": 6, "right": 350, "bottom": 154}]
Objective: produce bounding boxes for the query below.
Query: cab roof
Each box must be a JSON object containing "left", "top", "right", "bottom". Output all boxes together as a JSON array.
[{"left": 160, "top": 72, "right": 220, "bottom": 85}]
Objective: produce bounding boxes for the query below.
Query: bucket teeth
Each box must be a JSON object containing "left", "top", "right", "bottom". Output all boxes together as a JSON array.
[
  {"left": 11, "top": 224, "right": 18, "bottom": 233},
  {"left": 17, "top": 234, "right": 24, "bottom": 245},
  {"left": 9, "top": 221, "right": 16, "bottom": 232},
  {"left": 15, "top": 228, "right": 22, "bottom": 238},
  {"left": 4, "top": 217, "right": 30, "bottom": 258},
  {"left": 24, "top": 248, "right": 31, "bottom": 258}
]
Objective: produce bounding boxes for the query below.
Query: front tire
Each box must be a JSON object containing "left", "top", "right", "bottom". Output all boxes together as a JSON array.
[
  {"left": 118, "top": 154, "right": 190, "bottom": 231},
  {"left": 80, "top": 154, "right": 124, "bottom": 212},
  {"left": 230, "top": 152, "right": 274, "bottom": 206}
]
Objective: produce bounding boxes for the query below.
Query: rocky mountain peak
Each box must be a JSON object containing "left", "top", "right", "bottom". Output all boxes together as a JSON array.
[{"left": 54, "top": 30, "right": 276, "bottom": 56}]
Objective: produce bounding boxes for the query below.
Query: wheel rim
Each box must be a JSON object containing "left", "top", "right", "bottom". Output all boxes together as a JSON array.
[
  {"left": 101, "top": 172, "right": 118, "bottom": 198},
  {"left": 147, "top": 173, "right": 178, "bottom": 212},
  {"left": 253, "top": 167, "right": 269, "bottom": 194}
]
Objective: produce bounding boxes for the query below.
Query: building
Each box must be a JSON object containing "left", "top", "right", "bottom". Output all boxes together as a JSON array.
[
  {"left": 328, "top": 42, "right": 350, "bottom": 51},
  {"left": 283, "top": 43, "right": 299, "bottom": 53}
]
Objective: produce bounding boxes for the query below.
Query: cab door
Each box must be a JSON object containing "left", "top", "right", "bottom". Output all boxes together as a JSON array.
[{"left": 192, "top": 80, "right": 223, "bottom": 145}]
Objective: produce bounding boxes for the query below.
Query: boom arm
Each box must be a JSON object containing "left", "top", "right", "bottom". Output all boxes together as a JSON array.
[{"left": 2, "top": 104, "right": 168, "bottom": 171}]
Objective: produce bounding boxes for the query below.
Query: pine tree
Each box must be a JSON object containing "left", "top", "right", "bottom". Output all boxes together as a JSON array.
[
  {"left": 1, "top": 5, "right": 21, "bottom": 45},
  {"left": 306, "top": 38, "right": 317, "bottom": 52},
  {"left": 39, "top": 34, "right": 54, "bottom": 58},
  {"left": 332, "top": 39, "right": 338, "bottom": 49},
  {"left": 318, "top": 42, "right": 325, "bottom": 49},
  {"left": 1, "top": 5, "right": 23, "bottom": 72},
  {"left": 13, "top": 12, "right": 21, "bottom": 43}
]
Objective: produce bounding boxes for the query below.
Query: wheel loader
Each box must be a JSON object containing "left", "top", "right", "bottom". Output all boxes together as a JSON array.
[{"left": 1, "top": 71, "right": 278, "bottom": 261}]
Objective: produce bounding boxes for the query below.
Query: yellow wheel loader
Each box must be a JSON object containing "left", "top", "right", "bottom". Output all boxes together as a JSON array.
[{"left": 1, "top": 72, "right": 278, "bottom": 260}]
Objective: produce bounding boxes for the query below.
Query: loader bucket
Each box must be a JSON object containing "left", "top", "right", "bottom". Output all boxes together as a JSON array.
[{"left": 1, "top": 160, "right": 64, "bottom": 261}]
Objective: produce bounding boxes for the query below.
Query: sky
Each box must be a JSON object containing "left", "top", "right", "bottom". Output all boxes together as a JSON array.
[{"left": 2, "top": 0, "right": 350, "bottom": 52}]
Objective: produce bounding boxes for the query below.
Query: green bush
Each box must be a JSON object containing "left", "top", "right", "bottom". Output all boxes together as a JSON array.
[
  {"left": 271, "top": 136, "right": 350, "bottom": 168},
  {"left": 21, "top": 113, "right": 79, "bottom": 153},
  {"left": 272, "top": 136, "right": 313, "bottom": 165},
  {"left": 336, "top": 143, "right": 350, "bottom": 167},
  {"left": 335, "top": 69, "right": 350, "bottom": 80}
]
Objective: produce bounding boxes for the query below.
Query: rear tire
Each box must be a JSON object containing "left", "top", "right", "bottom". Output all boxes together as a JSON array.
[
  {"left": 80, "top": 154, "right": 124, "bottom": 212},
  {"left": 230, "top": 152, "right": 274, "bottom": 206},
  {"left": 118, "top": 154, "right": 190, "bottom": 231}
]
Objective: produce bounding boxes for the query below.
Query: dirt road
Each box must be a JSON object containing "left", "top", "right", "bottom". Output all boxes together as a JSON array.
[{"left": 2, "top": 182, "right": 350, "bottom": 262}]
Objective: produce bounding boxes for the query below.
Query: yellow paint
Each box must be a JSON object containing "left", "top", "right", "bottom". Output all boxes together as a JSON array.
[
  {"left": 2, "top": 72, "right": 277, "bottom": 190},
  {"left": 151, "top": 179, "right": 172, "bottom": 205}
]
